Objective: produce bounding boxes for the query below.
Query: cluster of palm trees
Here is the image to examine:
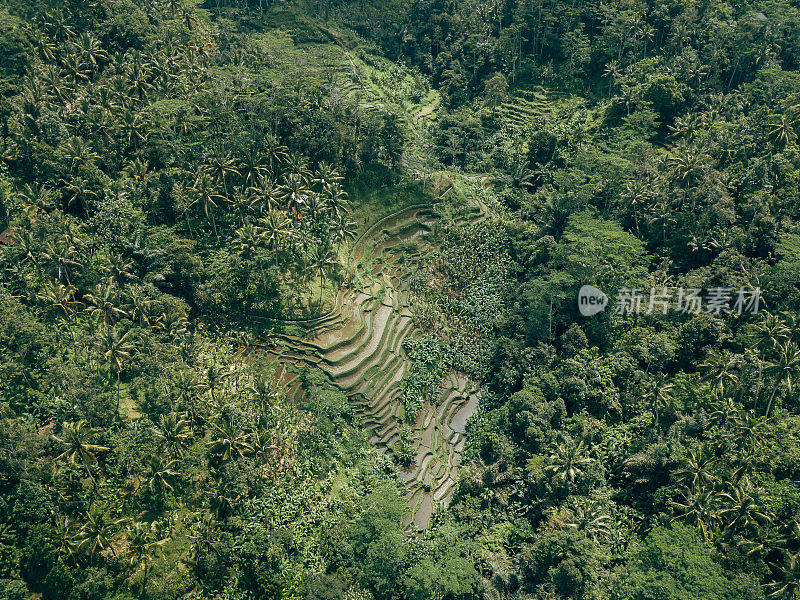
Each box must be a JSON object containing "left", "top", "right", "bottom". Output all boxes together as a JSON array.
[
  {"left": 699, "top": 311, "right": 800, "bottom": 417},
  {"left": 187, "top": 151, "right": 359, "bottom": 307},
  {"left": 668, "top": 444, "right": 800, "bottom": 599},
  {"left": 45, "top": 349, "right": 314, "bottom": 572}
]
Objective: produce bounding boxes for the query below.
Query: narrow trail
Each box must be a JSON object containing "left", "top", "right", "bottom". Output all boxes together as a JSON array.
[{"left": 248, "top": 201, "right": 486, "bottom": 529}]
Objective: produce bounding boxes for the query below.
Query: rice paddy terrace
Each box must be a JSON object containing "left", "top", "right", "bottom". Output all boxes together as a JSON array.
[{"left": 256, "top": 201, "right": 486, "bottom": 529}]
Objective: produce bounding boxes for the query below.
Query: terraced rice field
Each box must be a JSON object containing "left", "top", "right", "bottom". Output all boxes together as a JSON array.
[
  {"left": 253, "top": 202, "right": 485, "bottom": 529},
  {"left": 497, "top": 87, "right": 566, "bottom": 130}
]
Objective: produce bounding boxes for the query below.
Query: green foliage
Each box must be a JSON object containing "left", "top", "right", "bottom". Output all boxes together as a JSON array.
[{"left": 621, "top": 525, "right": 762, "bottom": 600}]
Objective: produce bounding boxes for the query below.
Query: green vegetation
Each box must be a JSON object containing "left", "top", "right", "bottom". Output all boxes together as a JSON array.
[{"left": 1, "top": 0, "right": 800, "bottom": 599}]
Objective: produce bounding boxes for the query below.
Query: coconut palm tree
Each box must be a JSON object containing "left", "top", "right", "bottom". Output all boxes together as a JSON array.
[
  {"left": 145, "top": 455, "right": 180, "bottom": 495},
  {"left": 331, "top": 213, "right": 357, "bottom": 256},
  {"left": 124, "top": 286, "right": 156, "bottom": 327},
  {"left": 238, "top": 149, "right": 266, "bottom": 189},
  {"left": 234, "top": 223, "right": 262, "bottom": 259},
  {"left": 78, "top": 504, "right": 125, "bottom": 564},
  {"left": 126, "top": 521, "right": 168, "bottom": 597},
  {"left": 85, "top": 279, "right": 127, "bottom": 325},
  {"left": 468, "top": 458, "right": 519, "bottom": 510},
  {"left": 718, "top": 482, "right": 771, "bottom": 536},
  {"left": 544, "top": 438, "right": 594, "bottom": 484},
  {"left": 263, "top": 137, "right": 289, "bottom": 174},
  {"left": 603, "top": 59, "right": 621, "bottom": 97},
  {"left": 700, "top": 350, "right": 741, "bottom": 397},
  {"left": 675, "top": 446, "right": 717, "bottom": 491},
  {"left": 670, "top": 487, "right": 720, "bottom": 541},
  {"left": 306, "top": 243, "right": 338, "bottom": 307},
  {"left": 52, "top": 420, "right": 110, "bottom": 482},
  {"left": 154, "top": 412, "right": 192, "bottom": 458},
  {"left": 73, "top": 32, "right": 107, "bottom": 70},
  {"left": 258, "top": 208, "right": 293, "bottom": 257},
  {"left": 767, "top": 114, "right": 797, "bottom": 149},
  {"left": 312, "top": 161, "right": 343, "bottom": 191},
  {"left": 52, "top": 515, "right": 83, "bottom": 563},
  {"left": 561, "top": 500, "right": 612, "bottom": 543},
  {"left": 278, "top": 172, "right": 310, "bottom": 218},
  {"left": 766, "top": 341, "right": 800, "bottom": 416},
  {"left": 642, "top": 374, "right": 674, "bottom": 432},
  {"left": 40, "top": 237, "right": 83, "bottom": 285},
  {"left": 98, "top": 325, "right": 134, "bottom": 413},
  {"left": 190, "top": 172, "right": 226, "bottom": 236},
  {"left": 668, "top": 142, "right": 711, "bottom": 188},
  {"left": 38, "top": 281, "right": 82, "bottom": 356},
  {"left": 18, "top": 182, "right": 56, "bottom": 219},
  {"left": 208, "top": 419, "right": 254, "bottom": 462},
  {"left": 765, "top": 551, "right": 800, "bottom": 599},
  {"left": 325, "top": 182, "right": 350, "bottom": 219},
  {"left": 105, "top": 252, "right": 137, "bottom": 286},
  {"left": 247, "top": 174, "right": 281, "bottom": 215},
  {"left": 207, "top": 150, "right": 240, "bottom": 198}
]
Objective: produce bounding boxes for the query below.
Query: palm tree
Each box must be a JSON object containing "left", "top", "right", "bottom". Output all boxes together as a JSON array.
[
  {"left": 718, "top": 483, "right": 771, "bottom": 536},
  {"left": 73, "top": 32, "right": 107, "bottom": 70},
  {"left": 208, "top": 419, "right": 254, "bottom": 462},
  {"left": 51, "top": 515, "right": 83, "bottom": 563},
  {"left": 18, "top": 182, "right": 56, "bottom": 219},
  {"left": 325, "top": 182, "right": 350, "bottom": 220},
  {"left": 38, "top": 281, "right": 82, "bottom": 356},
  {"left": 238, "top": 150, "right": 266, "bottom": 189},
  {"left": 286, "top": 152, "right": 310, "bottom": 177},
  {"left": 145, "top": 455, "right": 180, "bottom": 495},
  {"left": 767, "top": 114, "right": 797, "bottom": 149},
  {"left": 52, "top": 420, "right": 110, "bottom": 482},
  {"left": 700, "top": 350, "right": 741, "bottom": 397},
  {"left": 603, "top": 59, "right": 621, "bottom": 97},
  {"left": 668, "top": 142, "right": 711, "bottom": 188},
  {"left": 85, "top": 279, "right": 128, "bottom": 325},
  {"left": 124, "top": 286, "right": 155, "bottom": 327},
  {"left": 40, "top": 237, "right": 83, "bottom": 285},
  {"left": 247, "top": 174, "right": 281, "bottom": 215},
  {"left": 62, "top": 136, "right": 100, "bottom": 171},
  {"left": 708, "top": 397, "right": 741, "bottom": 430},
  {"left": 675, "top": 446, "right": 717, "bottom": 491},
  {"left": 278, "top": 172, "right": 310, "bottom": 218},
  {"left": 78, "top": 504, "right": 125, "bottom": 564},
  {"left": 467, "top": 457, "right": 520, "bottom": 510},
  {"left": 561, "top": 500, "right": 612, "bottom": 543},
  {"left": 752, "top": 312, "right": 790, "bottom": 405},
  {"left": 98, "top": 325, "right": 134, "bottom": 413},
  {"left": 764, "top": 551, "right": 800, "bottom": 599},
  {"left": 258, "top": 209, "right": 292, "bottom": 255},
  {"left": 230, "top": 191, "right": 257, "bottom": 227},
  {"left": 306, "top": 243, "right": 338, "bottom": 307},
  {"left": 312, "top": 161, "right": 343, "bottom": 191},
  {"left": 331, "top": 213, "right": 357, "bottom": 256},
  {"left": 263, "top": 137, "right": 289, "bottom": 173},
  {"left": 642, "top": 374, "right": 674, "bottom": 431},
  {"left": 303, "top": 190, "right": 326, "bottom": 225},
  {"left": 544, "top": 438, "right": 594, "bottom": 484},
  {"left": 234, "top": 223, "right": 262, "bottom": 259},
  {"left": 621, "top": 179, "right": 653, "bottom": 236},
  {"left": 766, "top": 341, "right": 800, "bottom": 416},
  {"left": 190, "top": 172, "right": 226, "bottom": 236},
  {"left": 105, "top": 252, "right": 137, "bottom": 286},
  {"left": 207, "top": 150, "right": 240, "bottom": 198},
  {"left": 126, "top": 521, "right": 168, "bottom": 597},
  {"left": 154, "top": 412, "right": 192, "bottom": 458},
  {"left": 670, "top": 487, "right": 720, "bottom": 541}
]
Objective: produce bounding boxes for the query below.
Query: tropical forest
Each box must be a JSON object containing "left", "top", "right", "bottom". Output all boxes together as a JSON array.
[{"left": 0, "top": 0, "right": 799, "bottom": 598}]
